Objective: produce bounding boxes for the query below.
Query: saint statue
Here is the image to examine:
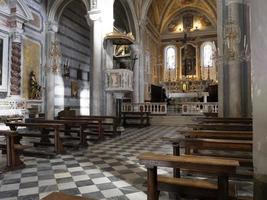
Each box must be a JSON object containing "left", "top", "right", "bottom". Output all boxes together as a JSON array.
[{"left": 29, "top": 70, "right": 41, "bottom": 99}]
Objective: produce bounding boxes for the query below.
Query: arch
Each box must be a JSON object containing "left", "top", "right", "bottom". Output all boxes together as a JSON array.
[
  {"left": 48, "top": 0, "right": 90, "bottom": 24},
  {"left": 114, "top": 0, "right": 140, "bottom": 42}
]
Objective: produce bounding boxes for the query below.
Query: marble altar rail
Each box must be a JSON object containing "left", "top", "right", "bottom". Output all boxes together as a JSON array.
[
  {"left": 181, "top": 102, "right": 218, "bottom": 116},
  {"left": 122, "top": 102, "right": 167, "bottom": 115}
]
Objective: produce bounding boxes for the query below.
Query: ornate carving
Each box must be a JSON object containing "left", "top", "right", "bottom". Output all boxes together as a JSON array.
[{"left": 10, "top": 42, "right": 21, "bottom": 95}]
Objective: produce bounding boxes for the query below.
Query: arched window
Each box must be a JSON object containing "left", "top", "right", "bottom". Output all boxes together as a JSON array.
[
  {"left": 201, "top": 42, "right": 214, "bottom": 68},
  {"left": 165, "top": 46, "right": 177, "bottom": 69}
]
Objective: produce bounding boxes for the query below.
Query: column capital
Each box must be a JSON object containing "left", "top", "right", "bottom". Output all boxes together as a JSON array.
[{"left": 47, "top": 21, "right": 59, "bottom": 33}]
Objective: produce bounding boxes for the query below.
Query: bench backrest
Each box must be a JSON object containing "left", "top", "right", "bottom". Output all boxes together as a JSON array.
[{"left": 139, "top": 152, "right": 239, "bottom": 175}]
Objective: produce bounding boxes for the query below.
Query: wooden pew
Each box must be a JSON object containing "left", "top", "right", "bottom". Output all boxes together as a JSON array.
[
  {"left": 121, "top": 112, "right": 150, "bottom": 127},
  {"left": 138, "top": 152, "right": 239, "bottom": 200},
  {"left": 196, "top": 117, "right": 252, "bottom": 122},
  {"left": 5, "top": 122, "right": 64, "bottom": 154},
  {"left": 0, "top": 130, "right": 30, "bottom": 170},
  {"left": 58, "top": 115, "right": 117, "bottom": 136},
  {"left": 188, "top": 123, "right": 252, "bottom": 131},
  {"left": 167, "top": 137, "right": 252, "bottom": 166},
  {"left": 28, "top": 118, "right": 104, "bottom": 144},
  {"left": 181, "top": 130, "right": 253, "bottom": 140}
]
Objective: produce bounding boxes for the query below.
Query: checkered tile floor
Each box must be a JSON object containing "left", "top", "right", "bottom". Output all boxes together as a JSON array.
[
  {"left": 0, "top": 126, "right": 181, "bottom": 200},
  {"left": 0, "top": 125, "right": 253, "bottom": 200}
]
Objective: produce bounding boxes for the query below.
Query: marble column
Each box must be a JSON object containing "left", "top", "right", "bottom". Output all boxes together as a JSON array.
[
  {"left": 88, "top": 9, "right": 103, "bottom": 115},
  {"left": 45, "top": 22, "right": 58, "bottom": 119},
  {"left": 251, "top": 0, "right": 267, "bottom": 199}
]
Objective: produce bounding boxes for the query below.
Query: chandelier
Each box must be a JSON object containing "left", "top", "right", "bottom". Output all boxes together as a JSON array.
[
  {"left": 212, "top": 19, "right": 250, "bottom": 64},
  {"left": 47, "top": 40, "right": 62, "bottom": 73}
]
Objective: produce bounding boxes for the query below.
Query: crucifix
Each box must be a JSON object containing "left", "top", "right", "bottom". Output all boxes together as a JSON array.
[{"left": 131, "top": 54, "right": 138, "bottom": 70}]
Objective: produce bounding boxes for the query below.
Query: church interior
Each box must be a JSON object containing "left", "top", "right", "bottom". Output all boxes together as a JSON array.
[{"left": 0, "top": 0, "right": 266, "bottom": 199}]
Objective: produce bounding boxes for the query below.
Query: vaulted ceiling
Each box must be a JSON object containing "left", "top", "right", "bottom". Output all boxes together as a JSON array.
[{"left": 147, "top": 0, "right": 217, "bottom": 34}]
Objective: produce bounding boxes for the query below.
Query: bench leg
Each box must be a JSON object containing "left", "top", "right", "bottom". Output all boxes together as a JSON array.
[
  {"left": 218, "top": 175, "right": 229, "bottom": 200},
  {"left": 147, "top": 167, "right": 158, "bottom": 200},
  {"left": 173, "top": 144, "right": 180, "bottom": 178}
]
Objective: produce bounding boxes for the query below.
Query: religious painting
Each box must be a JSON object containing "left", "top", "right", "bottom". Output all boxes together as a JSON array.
[
  {"left": 182, "top": 44, "right": 196, "bottom": 76},
  {"left": 183, "top": 14, "right": 194, "bottom": 30},
  {"left": 23, "top": 38, "right": 41, "bottom": 99},
  {"left": 71, "top": 81, "right": 79, "bottom": 98}
]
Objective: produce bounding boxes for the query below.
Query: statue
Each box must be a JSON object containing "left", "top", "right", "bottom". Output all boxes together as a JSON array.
[{"left": 29, "top": 70, "right": 41, "bottom": 99}]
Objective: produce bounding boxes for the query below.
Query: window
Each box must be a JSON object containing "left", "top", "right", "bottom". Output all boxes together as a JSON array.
[
  {"left": 0, "top": 32, "right": 8, "bottom": 92},
  {"left": 165, "top": 46, "right": 176, "bottom": 69},
  {"left": 201, "top": 41, "right": 214, "bottom": 68}
]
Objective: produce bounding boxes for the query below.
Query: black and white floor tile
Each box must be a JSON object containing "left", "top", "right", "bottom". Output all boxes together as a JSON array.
[{"left": 0, "top": 125, "right": 253, "bottom": 200}]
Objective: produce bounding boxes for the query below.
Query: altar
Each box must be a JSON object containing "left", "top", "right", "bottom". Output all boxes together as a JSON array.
[{"left": 168, "top": 92, "right": 209, "bottom": 103}]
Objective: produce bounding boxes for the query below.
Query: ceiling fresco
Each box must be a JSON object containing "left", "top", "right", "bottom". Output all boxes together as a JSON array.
[{"left": 146, "top": 0, "right": 216, "bottom": 34}]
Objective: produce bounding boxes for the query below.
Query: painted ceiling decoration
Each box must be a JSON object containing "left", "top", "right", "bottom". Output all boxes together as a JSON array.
[
  {"left": 147, "top": 0, "right": 216, "bottom": 34},
  {"left": 167, "top": 10, "right": 213, "bottom": 33}
]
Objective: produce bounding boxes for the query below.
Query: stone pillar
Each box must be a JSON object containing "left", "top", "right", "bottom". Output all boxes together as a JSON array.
[
  {"left": 88, "top": 9, "right": 103, "bottom": 115},
  {"left": 138, "top": 20, "right": 147, "bottom": 103},
  {"left": 251, "top": 0, "right": 267, "bottom": 199},
  {"left": 45, "top": 22, "right": 58, "bottom": 119},
  {"left": 131, "top": 44, "right": 140, "bottom": 104},
  {"left": 100, "top": 0, "right": 114, "bottom": 116},
  {"left": 218, "top": 0, "right": 251, "bottom": 117},
  {"left": 227, "top": 2, "right": 242, "bottom": 117},
  {"left": 105, "top": 40, "right": 115, "bottom": 116}
]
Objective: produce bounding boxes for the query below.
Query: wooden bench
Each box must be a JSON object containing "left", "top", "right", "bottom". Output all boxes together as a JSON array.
[
  {"left": 5, "top": 122, "right": 64, "bottom": 154},
  {"left": 121, "top": 112, "right": 150, "bottom": 127},
  {"left": 169, "top": 137, "right": 252, "bottom": 165},
  {"left": 28, "top": 118, "right": 104, "bottom": 145},
  {"left": 58, "top": 115, "right": 116, "bottom": 136},
  {"left": 138, "top": 152, "right": 239, "bottom": 200},
  {"left": 0, "top": 130, "right": 30, "bottom": 170},
  {"left": 181, "top": 130, "right": 253, "bottom": 140},
  {"left": 188, "top": 123, "right": 252, "bottom": 131},
  {"left": 42, "top": 192, "right": 95, "bottom": 200}
]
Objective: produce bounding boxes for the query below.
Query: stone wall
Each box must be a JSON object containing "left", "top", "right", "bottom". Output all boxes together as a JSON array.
[
  {"left": 56, "top": 1, "right": 91, "bottom": 115},
  {"left": 251, "top": 0, "right": 267, "bottom": 199}
]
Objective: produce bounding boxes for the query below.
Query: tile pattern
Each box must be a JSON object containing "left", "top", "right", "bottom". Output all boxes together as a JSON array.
[
  {"left": 0, "top": 126, "right": 179, "bottom": 200},
  {"left": 0, "top": 125, "right": 253, "bottom": 200}
]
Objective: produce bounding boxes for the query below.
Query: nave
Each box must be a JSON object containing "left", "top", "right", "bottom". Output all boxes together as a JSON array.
[{"left": 0, "top": 125, "right": 252, "bottom": 200}]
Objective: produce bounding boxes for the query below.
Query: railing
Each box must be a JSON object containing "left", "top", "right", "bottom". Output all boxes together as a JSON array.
[
  {"left": 182, "top": 102, "right": 218, "bottom": 116},
  {"left": 0, "top": 98, "right": 27, "bottom": 117},
  {"left": 122, "top": 103, "right": 167, "bottom": 115}
]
